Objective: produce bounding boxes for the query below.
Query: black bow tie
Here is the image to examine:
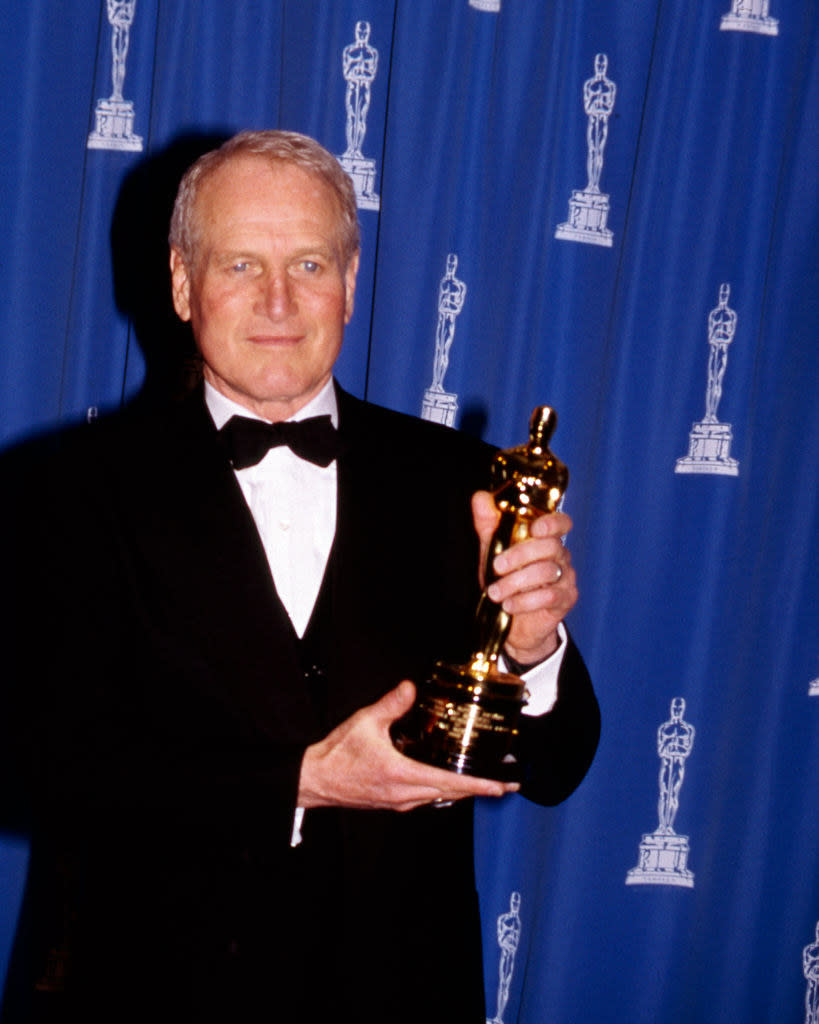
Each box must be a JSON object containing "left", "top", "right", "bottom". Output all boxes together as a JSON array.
[{"left": 219, "top": 414, "right": 341, "bottom": 469}]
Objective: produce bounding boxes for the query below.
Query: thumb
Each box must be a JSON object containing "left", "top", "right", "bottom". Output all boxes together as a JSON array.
[
  {"left": 471, "top": 490, "right": 499, "bottom": 545},
  {"left": 471, "top": 491, "right": 500, "bottom": 585},
  {"left": 372, "top": 680, "right": 417, "bottom": 726}
]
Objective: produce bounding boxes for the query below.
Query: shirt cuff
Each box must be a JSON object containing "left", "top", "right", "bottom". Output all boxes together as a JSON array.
[
  {"left": 290, "top": 806, "right": 305, "bottom": 847},
  {"left": 501, "top": 621, "right": 567, "bottom": 717}
]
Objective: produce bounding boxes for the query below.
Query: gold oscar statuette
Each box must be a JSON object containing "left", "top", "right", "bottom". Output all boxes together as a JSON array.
[{"left": 392, "top": 407, "right": 568, "bottom": 780}]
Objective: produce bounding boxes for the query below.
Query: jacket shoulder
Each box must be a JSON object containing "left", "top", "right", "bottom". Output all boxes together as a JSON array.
[{"left": 336, "top": 386, "right": 495, "bottom": 479}]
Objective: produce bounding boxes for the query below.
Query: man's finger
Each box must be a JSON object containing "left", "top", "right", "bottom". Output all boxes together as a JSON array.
[{"left": 372, "top": 680, "right": 417, "bottom": 726}]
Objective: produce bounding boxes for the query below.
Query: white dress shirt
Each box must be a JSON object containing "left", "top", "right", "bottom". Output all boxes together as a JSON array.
[{"left": 205, "top": 380, "right": 337, "bottom": 639}]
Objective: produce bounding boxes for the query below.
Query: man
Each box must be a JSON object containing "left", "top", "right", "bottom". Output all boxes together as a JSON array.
[{"left": 1, "top": 130, "right": 599, "bottom": 1022}]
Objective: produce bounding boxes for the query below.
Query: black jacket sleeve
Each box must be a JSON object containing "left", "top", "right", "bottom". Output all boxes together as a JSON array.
[{"left": 517, "top": 633, "right": 600, "bottom": 806}]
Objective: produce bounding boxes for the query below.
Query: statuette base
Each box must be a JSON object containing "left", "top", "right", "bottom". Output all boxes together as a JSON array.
[
  {"left": 626, "top": 831, "right": 694, "bottom": 888},
  {"left": 555, "top": 189, "right": 613, "bottom": 247},
  {"left": 338, "top": 155, "right": 380, "bottom": 210},
  {"left": 87, "top": 99, "right": 143, "bottom": 152},
  {"left": 675, "top": 421, "right": 738, "bottom": 475},
  {"left": 720, "top": 13, "right": 778, "bottom": 35},
  {"left": 392, "top": 661, "right": 526, "bottom": 781},
  {"left": 421, "top": 388, "right": 459, "bottom": 427}
]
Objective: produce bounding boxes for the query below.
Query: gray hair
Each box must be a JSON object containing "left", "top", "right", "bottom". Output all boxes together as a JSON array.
[{"left": 169, "top": 129, "right": 361, "bottom": 269}]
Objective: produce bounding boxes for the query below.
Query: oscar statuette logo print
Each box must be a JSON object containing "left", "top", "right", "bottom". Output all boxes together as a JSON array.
[
  {"left": 720, "top": 0, "right": 779, "bottom": 36},
  {"left": 87, "top": 0, "right": 143, "bottom": 152},
  {"left": 805, "top": 923, "right": 819, "bottom": 1024},
  {"left": 337, "top": 21, "right": 380, "bottom": 211},
  {"left": 676, "top": 284, "right": 741, "bottom": 476},
  {"left": 555, "top": 54, "right": 617, "bottom": 248},
  {"left": 421, "top": 254, "right": 467, "bottom": 427},
  {"left": 486, "top": 892, "right": 522, "bottom": 1024},
  {"left": 626, "top": 699, "right": 696, "bottom": 888}
]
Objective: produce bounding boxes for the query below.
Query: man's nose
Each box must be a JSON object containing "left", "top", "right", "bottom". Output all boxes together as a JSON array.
[{"left": 257, "top": 270, "right": 296, "bottom": 318}]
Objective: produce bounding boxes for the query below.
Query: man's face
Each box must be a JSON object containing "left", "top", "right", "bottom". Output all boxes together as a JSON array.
[{"left": 170, "top": 155, "right": 359, "bottom": 422}]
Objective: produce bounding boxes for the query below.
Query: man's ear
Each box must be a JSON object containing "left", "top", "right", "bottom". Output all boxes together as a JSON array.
[
  {"left": 343, "top": 249, "right": 360, "bottom": 325},
  {"left": 169, "top": 248, "right": 192, "bottom": 322}
]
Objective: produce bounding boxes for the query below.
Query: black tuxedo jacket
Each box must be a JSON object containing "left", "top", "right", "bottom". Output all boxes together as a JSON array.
[{"left": 1, "top": 384, "right": 599, "bottom": 1023}]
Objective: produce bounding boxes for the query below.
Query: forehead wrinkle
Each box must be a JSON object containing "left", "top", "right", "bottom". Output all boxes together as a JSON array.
[{"left": 191, "top": 162, "right": 347, "bottom": 271}]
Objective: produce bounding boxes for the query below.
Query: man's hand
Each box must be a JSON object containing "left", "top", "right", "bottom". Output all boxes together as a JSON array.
[
  {"left": 471, "top": 490, "right": 578, "bottom": 666},
  {"left": 298, "top": 681, "right": 518, "bottom": 811}
]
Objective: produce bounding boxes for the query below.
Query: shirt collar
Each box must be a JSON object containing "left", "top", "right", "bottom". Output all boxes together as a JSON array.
[{"left": 204, "top": 378, "right": 339, "bottom": 431}]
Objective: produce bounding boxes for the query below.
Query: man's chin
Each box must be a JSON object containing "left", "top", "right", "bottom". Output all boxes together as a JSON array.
[{"left": 208, "top": 374, "right": 332, "bottom": 421}]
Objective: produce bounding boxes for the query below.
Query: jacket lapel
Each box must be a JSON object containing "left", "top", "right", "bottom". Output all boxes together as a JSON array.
[{"left": 326, "top": 387, "right": 424, "bottom": 721}]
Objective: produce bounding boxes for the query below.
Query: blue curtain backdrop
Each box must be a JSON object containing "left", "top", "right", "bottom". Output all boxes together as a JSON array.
[{"left": 1, "top": 2, "right": 817, "bottom": 1021}]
